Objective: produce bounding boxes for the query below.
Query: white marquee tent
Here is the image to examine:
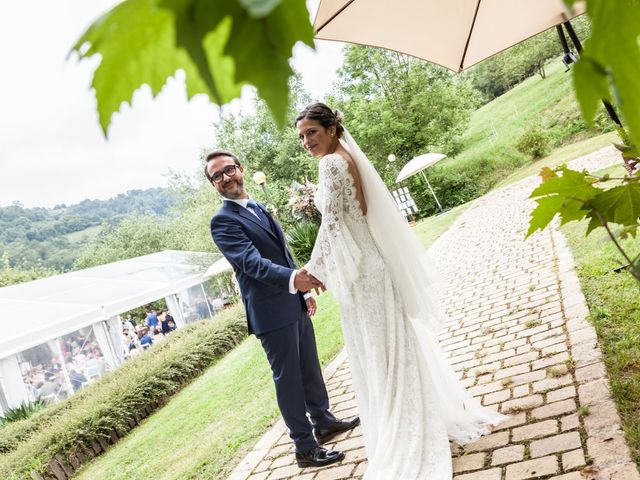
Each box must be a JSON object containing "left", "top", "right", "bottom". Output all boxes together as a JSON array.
[{"left": 0, "top": 250, "right": 233, "bottom": 413}]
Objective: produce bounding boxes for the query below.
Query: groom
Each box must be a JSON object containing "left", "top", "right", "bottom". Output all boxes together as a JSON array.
[{"left": 205, "top": 150, "right": 359, "bottom": 468}]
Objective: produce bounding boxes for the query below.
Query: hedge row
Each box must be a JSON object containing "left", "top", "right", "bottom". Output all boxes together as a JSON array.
[{"left": 0, "top": 305, "right": 247, "bottom": 480}]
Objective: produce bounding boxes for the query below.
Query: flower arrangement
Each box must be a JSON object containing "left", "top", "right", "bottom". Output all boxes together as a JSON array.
[{"left": 287, "top": 179, "right": 321, "bottom": 225}]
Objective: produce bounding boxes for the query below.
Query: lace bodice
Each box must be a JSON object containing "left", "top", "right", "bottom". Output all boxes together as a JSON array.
[
  {"left": 306, "top": 153, "right": 381, "bottom": 299},
  {"left": 314, "top": 153, "right": 367, "bottom": 227}
]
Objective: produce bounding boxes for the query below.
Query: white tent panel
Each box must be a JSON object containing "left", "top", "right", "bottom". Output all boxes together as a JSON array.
[
  {"left": 0, "top": 250, "right": 219, "bottom": 360},
  {"left": 1, "top": 298, "right": 102, "bottom": 359}
]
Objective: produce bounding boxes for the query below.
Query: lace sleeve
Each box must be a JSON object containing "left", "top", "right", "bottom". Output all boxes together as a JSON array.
[{"left": 305, "top": 154, "right": 362, "bottom": 295}]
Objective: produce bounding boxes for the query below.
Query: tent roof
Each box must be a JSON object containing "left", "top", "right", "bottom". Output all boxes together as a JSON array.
[{"left": 0, "top": 250, "right": 219, "bottom": 359}]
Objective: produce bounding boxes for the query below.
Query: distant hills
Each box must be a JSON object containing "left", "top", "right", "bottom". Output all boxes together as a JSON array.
[{"left": 0, "top": 188, "right": 176, "bottom": 271}]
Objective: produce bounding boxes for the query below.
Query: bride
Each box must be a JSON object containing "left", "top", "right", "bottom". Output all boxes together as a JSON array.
[{"left": 295, "top": 102, "right": 506, "bottom": 479}]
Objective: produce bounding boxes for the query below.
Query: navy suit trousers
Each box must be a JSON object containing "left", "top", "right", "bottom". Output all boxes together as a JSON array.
[{"left": 258, "top": 312, "right": 336, "bottom": 452}]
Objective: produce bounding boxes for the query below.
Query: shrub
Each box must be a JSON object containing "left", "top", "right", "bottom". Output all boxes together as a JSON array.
[
  {"left": 0, "top": 399, "right": 48, "bottom": 426},
  {"left": 286, "top": 222, "right": 319, "bottom": 265},
  {"left": 516, "top": 126, "right": 551, "bottom": 159},
  {"left": 0, "top": 306, "right": 247, "bottom": 479}
]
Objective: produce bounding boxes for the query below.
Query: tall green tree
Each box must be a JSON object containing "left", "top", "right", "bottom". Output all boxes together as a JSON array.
[
  {"left": 330, "top": 45, "right": 480, "bottom": 185},
  {"left": 469, "top": 16, "right": 591, "bottom": 101},
  {"left": 74, "top": 215, "right": 171, "bottom": 268},
  {"left": 73, "top": 177, "right": 224, "bottom": 269},
  {"left": 0, "top": 254, "right": 55, "bottom": 287}
]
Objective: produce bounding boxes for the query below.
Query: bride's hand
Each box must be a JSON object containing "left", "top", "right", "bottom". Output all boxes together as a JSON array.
[{"left": 302, "top": 266, "right": 326, "bottom": 295}]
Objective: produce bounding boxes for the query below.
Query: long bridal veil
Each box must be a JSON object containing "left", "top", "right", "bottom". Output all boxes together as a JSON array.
[
  {"left": 341, "top": 130, "right": 444, "bottom": 332},
  {"left": 342, "top": 130, "right": 507, "bottom": 443}
]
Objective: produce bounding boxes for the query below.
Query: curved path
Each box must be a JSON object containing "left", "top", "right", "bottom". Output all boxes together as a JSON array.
[{"left": 228, "top": 147, "right": 639, "bottom": 480}]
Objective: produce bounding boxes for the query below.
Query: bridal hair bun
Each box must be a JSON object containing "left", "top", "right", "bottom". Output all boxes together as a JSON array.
[{"left": 295, "top": 102, "right": 345, "bottom": 139}]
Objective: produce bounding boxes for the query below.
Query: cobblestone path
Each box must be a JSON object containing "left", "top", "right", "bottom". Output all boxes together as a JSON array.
[{"left": 228, "top": 147, "right": 639, "bottom": 480}]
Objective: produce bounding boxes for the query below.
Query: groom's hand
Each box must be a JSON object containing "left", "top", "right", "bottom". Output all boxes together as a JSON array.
[
  {"left": 305, "top": 296, "right": 317, "bottom": 316},
  {"left": 295, "top": 269, "right": 325, "bottom": 292}
]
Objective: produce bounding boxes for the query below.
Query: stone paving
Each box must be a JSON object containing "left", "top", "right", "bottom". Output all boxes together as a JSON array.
[{"left": 227, "top": 147, "right": 639, "bottom": 480}]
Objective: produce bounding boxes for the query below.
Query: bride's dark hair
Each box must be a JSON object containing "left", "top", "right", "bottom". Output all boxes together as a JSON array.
[{"left": 295, "top": 102, "right": 345, "bottom": 138}]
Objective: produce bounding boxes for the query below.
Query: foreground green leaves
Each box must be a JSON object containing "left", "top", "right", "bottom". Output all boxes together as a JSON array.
[
  {"left": 567, "top": 0, "right": 640, "bottom": 154},
  {"left": 71, "top": 0, "right": 314, "bottom": 133},
  {"left": 527, "top": 165, "right": 640, "bottom": 280}
]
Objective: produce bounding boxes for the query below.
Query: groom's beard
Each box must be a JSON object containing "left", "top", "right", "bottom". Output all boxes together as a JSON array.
[{"left": 220, "top": 177, "right": 246, "bottom": 199}]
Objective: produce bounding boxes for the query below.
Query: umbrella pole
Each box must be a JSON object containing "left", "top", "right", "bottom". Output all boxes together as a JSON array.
[
  {"left": 562, "top": 21, "right": 623, "bottom": 128},
  {"left": 420, "top": 171, "right": 444, "bottom": 214}
]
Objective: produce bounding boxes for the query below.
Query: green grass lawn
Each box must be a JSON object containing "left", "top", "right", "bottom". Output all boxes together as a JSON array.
[
  {"left": 72, "top": 294, "right": 343, "bottom": 480},
  {"left": 63, "top": 225, "right": 102, "bottom": 243},
  {"left": 447, "top": 61, "right": 600, "bottom": 171},
  {"left": 413, "top": 203, "right": 470, "bottom": 249},
  {"left": 494, "top": 131, "right": 617, "bottom": 189},
  {"left": 561, "top": 197, "right": 640, "bottom": 466}
]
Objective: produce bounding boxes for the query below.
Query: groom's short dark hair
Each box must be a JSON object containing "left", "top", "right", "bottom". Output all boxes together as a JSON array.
[{"left": 204, "top": 150, "right": 241, "bottom": 180}]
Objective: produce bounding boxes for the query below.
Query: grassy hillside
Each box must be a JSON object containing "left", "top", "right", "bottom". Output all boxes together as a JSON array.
[
  {"left": 63, "top": 225, "right": 103, "bottom": 243},
  {"left": 0, "top": 188, "right": 175, "bottom": 273},
  {"left": 452, "top": 61, "right": 610, "bottom": 168},
  {"left": 411, "top": 60, "right": 614, "bottom": 216}
]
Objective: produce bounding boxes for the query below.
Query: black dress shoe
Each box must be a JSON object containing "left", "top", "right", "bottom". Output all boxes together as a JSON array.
[
  {"left": 295, "top": 446, "right": 346, "bottom": 468},
  {"left": 314, "top": 416, "right": 361, "bottom": 444}
]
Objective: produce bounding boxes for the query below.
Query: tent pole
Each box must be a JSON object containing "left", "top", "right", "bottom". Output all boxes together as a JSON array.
[{"left": 420, "top": 171, "right": 444, "bottom": 214}]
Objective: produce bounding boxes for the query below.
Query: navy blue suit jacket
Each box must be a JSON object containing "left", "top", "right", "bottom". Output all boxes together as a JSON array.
[{"left": 211, "top": 199, "right": 307, "bottom": 335}]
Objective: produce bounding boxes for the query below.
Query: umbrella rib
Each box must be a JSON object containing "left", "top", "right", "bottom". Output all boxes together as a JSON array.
[
  {"left": 315, "top": 0, "right": 357, "bottom": 34},
  {"left": 459, "top": 0, "right": 482, "bottom": 72}
]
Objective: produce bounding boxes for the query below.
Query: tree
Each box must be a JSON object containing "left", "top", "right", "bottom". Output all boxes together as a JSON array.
[
  {"left": 73, "top": 215, "right": 170, "bottom": 268},
  {"left": 468, "top": 16, "right": 591, "bottom": 101},
  {"left": 0, "top": 253, "right": 55, "bottom": 287},
  {"left": 330, "top": 45, "right": 480, "bottom": 185}
]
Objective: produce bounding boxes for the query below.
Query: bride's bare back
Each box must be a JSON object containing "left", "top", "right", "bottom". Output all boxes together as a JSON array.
[{"left": 334, "top": 145, "right": 367, "bottom": 216}]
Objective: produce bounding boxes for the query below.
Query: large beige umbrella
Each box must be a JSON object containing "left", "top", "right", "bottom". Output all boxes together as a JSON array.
[{"left": 314, "top": 0, "right": 585, "bottom": 72}]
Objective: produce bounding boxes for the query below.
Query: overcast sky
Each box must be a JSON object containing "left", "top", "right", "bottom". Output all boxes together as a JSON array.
[{"left": 0, "top": 0, "right": 344, "bottom": 208}]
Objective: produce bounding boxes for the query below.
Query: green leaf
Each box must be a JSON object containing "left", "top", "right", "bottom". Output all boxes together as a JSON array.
[
  {"left": 527, "top": 196, "right": 562, "bottom": 237},
  {"left": 585, "top": 214, "right": 602, "bottom": 236},
  {"left": 587, "top": 183, "right": 640, "bottom": 226},
  {"left": 574, "top": 0, "right": 640, "bottom": 149},
  {"left": 573, "top": 55, "right": 611, "bottom": 125},
  {"left": 239, "top": 0, "right": 283, "bottom": 17},
  {"left": 214, "top": 0, "right": 314, "bottom": 126},
  {"left": 72, "top": 0, "right": 313, "bottom": 134},
  {"left": 529, "top": 166, "right": 601, "bottom": 201},
  {"left": 72, "top": 0, "right": 223, "bottom": 133},
  {"left": 618, "top": 225, "right": 638, "bottom": 240},
  {"left": 558, "top": 198, "right": 589, "bottom": 226}
]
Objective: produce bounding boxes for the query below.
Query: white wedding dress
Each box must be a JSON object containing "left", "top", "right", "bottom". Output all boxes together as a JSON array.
[{"left": 306, "top": 146, "right": 506, "bottom": 479}]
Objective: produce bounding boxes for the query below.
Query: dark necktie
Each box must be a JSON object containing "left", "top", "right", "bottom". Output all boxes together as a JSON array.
[{"left": 247, "top": 200, "right": 270, "bottom": 226}]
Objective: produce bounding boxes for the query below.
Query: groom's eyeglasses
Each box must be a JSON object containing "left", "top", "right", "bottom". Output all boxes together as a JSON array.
[{"left": 209, "top": 165, "right": 238, "bottom": 184}]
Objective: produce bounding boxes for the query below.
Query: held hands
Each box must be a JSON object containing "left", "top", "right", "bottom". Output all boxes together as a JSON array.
[
  {"left": 294, "top": 268, "right": 326, "bottom": 295},
  {"left": 305, "top": 296, "right": 317, "bottom": 316}
]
